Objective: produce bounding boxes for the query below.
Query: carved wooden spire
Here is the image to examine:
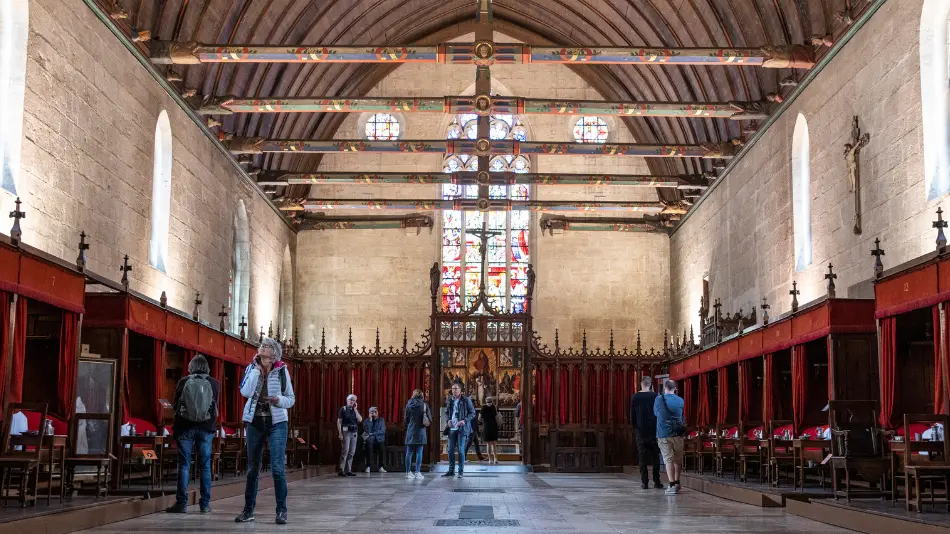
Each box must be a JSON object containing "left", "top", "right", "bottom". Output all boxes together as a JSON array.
[
  {"left": 193, "top": 292, "right": 202, "bottom": 321},
  {"left": 218, "top": 306, "right": 228, "bottom": 331},
  {"left": 76, "top": 231, "right": 89, "bottom": 271},
  {"left": 825, "top": 264, "right": 837, "bottom": 298},
  {"left": 239, "top": 316, "right": 247, "bottom": 340},
  {"left": 871, "top": 237, "right": 885, "bottom": 278},
  {"left": 936, "top": 208, "right": 948, "bottom": 252},
  {"left": 761, "top": 297, "right": 770, "bottom": 325},
  {"left": 8, "top": 197, "right": 24, "bottom": 247},
  {"left": 119, "top": 255, "right": 131, "bottom": 289},
  {"left": 790, "top": 281, "right": 800, "bottom": 313}
]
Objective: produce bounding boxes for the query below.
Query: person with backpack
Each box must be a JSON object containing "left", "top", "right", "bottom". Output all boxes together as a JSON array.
[
  {"left": 165, "top": 354, "right": 220, "bottom": 514},
  {"left": 653, "top": 379, "right": 686, "bottom": 495},
  {"left": 234, "top": 338, "right": 296, "bottom": 525},
  {"left": 404, "top": 389, "right": 430, "bottom": 479}
]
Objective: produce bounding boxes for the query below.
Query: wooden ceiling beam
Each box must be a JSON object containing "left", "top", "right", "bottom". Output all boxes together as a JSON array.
[
  {"left": 198, "top": 95, "right": 773, "bottom": 120},
  {"left": 276, "top": 198, "right": 688, "bottom": 215},
  {"left": 539, "top": 215, "right": 672, "bottom": 235},
  {"left": 256, "top": 171, "right": 711, "bottom": 189}
]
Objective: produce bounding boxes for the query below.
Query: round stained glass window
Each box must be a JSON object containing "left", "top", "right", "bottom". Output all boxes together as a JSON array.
[
  {"left": 364, "top": 113, "right": 401, "bottom": 140},
  {"left": 573, "top": 116, "right": 608, "bottom": 143}
]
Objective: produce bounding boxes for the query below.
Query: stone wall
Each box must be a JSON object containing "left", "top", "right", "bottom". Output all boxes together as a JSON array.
[
  {"left": 670, "top": 1, "right": 932, "bottom": 333},
  {"left": 3, "top": 0, "right": 294, "bottom": 333},
  {"left": 298, "top": 32, "right": 669, "bottom": 350}
]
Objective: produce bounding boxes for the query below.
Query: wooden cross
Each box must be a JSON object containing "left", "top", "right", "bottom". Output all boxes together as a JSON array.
[
  {"left": 76, "top": 231, "right": 89, "bottom": 271},
  {"left": 193, "top": 292, "right": 202, "bottom": 321},
  {"left": 467, "top": 219, "right": 504, "bottom": 303},
  {"left": 259, "top": 325, "right": 265, "bottom": 342},
  {"left": 712, "top": 298, "right": 723, "bottom": 323},
  {"left": 871, "top": 237, "right": 885, "bottom": 278},
  {"left": 119, "top": 255, "right": 131, "bottom": 288},
  {"left": 843, "top": 116, "right": 871, "bottom": 235},
  {"left": 8, "top": 197, "right": 25, "bottom": 247},
  {"left": 761, "top": 297, "right": 771, "bottom": 325},
  {"left": 825, "top": 264, "right": 837, "bottom": 298},
  {"left": 218, "top": 306, "right": 228, "bottom": 331},
  {"left": 790, "top": 281, "right": 800, "bottom": 312},
  {"left": 935, "top": 207, "right": 948, "bottom": 252},
  {"left": 239, "top": 316, "right": 247, "bottom": 340}
]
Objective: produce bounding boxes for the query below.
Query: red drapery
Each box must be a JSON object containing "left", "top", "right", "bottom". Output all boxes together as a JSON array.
[
  {"left": 614, "top": 367, "right": 625, "bottom": 424},
  {"left": 738, "top": 360, "right": 750, "bottom": 422},
  {"left": 698, "top": 373, "right": 710, "bottom": 427},
  {"left": 558, "top": 366, "right": 567, "bottom": 425},
  {"left": 763, "top": 354, "right": 774, "bottom": 423},
  {"left": 212, "top": 358, "right": 225, "bottom": 423},
  {"left": 682, "top": 376, "right": 692, "bottom": 426},
  {"left": 297, "top": 363, "right": 311, "bottom": 422},
  {"left": 9, "top": 297, "right": 27, "bottom": 404},
  {"left": 182, "top": 349, "right": 195, "bottom": 376},
  {"left": 122, "top": 335, "right": 131, "bottom": 422},
  {"left": 934, "top": 306, "right": 944, "bottom": 414},
  {"left": 323, "top": 364, "right": 333, "bottom": 422},
  {"left": 879, "top": 317, "right": 897, "bottom": 428},
  {"left": 791, "top": 345, "right": 808, "bottom": 435},
  {"left": 379, "top": 365, "right": 390, "bottom": 420},
  {"left": 153, "top": 340, "right": 165, "bottom": 425},
  {"left": 572, "top": 366, "right": 580, "bottom": 423},
  {"left": 351, "top": 366, "right": 363, "bottom": 413},
  {"left": 0, "top": 292, "right": 8, "bottom": 403},
  {"left": 57, "top": 311, "right": 78, "bottom": 419},
  {"left": 716, "top": 367, "right": 728, "bottom": 425},
  {"left": 543, "top": 366, "right": 553, "bottom": 424},
  {"left": 587, "top": 368, "right": 598, "bottom": 424},
  {"left": 391, "top": 364, "right": 404, "bottom": 423}
]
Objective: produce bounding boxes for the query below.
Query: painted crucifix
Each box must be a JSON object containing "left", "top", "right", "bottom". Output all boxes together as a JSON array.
[
  {"left": 843, "top": 116, "right": 870, "bottom": 235},
  {"left": 467, "top": 216, "right": 504, "bottom": 310}
]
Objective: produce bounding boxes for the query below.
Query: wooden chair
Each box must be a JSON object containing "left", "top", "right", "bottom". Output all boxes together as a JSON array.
[
  {"left": 64, "top": 414, "right": 113, "bottom": 499},
  {"left": 695, "top": 427, "right": 717, "bottom": 475},
  {"left": 827, "top": 400, "right": 890, "bottom": 502},
  {"left": 901, "top": 414, "right": 950, "bottom": 513},
  {"left": 0, "top": 403, "right": 47, "bottom": 507},
  {"left": 714, "top": 424, "right": 739, "bottom": 479},
  {"left": 767, "top": 419, "right": 795, "bottom": 487},
  {"left": 220, "top": 422, "right": 245, "bottom": 477},
  {"left": 737, "top": 421, "right": 763, "bottom": 483},
  {"left": 683, "top": 428, "right": 700, "bottom": 472}
]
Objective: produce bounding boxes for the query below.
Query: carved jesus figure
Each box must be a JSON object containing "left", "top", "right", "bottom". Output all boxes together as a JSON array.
[{"left": 843, "top": 117, "right": 870, "bottom": 192}]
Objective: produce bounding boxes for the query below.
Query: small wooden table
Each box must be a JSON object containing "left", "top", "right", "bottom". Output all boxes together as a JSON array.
[
  {"left": 9, "top": 434, "right": 67, "bottom": 505},
  {"left": 792, "top": 438, "right": 830, "bottom": 490},
  {"left": 119, "top": 435, "right": 164, "bottom": 490}
]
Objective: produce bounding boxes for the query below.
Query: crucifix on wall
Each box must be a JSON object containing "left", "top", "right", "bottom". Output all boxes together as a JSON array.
[
  {"left": 844, "top": 116, "right": 871, "bottom": 235},
  {"left": 467, "top": 217, "right": 504, "bottom": 309}
]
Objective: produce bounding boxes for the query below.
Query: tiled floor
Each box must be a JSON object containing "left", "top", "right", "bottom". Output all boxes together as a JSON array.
[{"left": 78, "top": 471, "right": 853, "bottom": 533}]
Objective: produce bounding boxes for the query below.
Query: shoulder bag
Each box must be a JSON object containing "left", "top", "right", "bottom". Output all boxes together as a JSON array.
[
  {"left": 660, "top": 394, "right": 686, "bottom": 437},
  {"left": 422, "top": 405, "right": 431, "bottom": 427}
]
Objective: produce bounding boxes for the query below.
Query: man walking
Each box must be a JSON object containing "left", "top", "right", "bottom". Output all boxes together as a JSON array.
[
  {"left": 362, "top": 407, "right": 387, "bottom": 473},
  {"left": 630, "top": 376, "right": 663, "bottom": 490},
  {"left": 165, "top": 354, "right": 219, "bottom": 514},
  {"left": 443, "top": 383, "right": 475, "bottom": 478},
  {"left": 654, "top": 379, "right": 686, "bottom": 495}
]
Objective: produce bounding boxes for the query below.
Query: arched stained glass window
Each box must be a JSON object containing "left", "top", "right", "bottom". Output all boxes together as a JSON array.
[
  {"left": 149, "top": 111, "right": 172, "bottom": 273},
  {"left": 230, "top": 200, "right": 250, "bottom": 334},
  {"left": 573, "top": 116, "right": 608, "bottom": 143},
  {"left": 792, "top": 114, "right": 812, "bottom": 272},
  {"left": 0, "top": 0, "right": 29, "bottom": 196},
  {"left": 441, "top": 114, "right": 530, "bottom": 314},
  {"left": 920, "top": 1, "right": 950, "bottom": 200},
  {"left": 364, "top": 113, "right": 401, "bottom": 140}
]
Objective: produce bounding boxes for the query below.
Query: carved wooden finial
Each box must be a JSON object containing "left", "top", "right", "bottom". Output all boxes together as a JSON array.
[
  {"left": 320, "top": 328, "right": 326, "bottom": 352},
  {"left": 761, "top": 297, "right": 770, "bottom": 325},
  {"left": 218, "top": 306, "right": 228, "bottom": 331},
  {"left": 348, "top": 327, "right": 353, "bottom": 352},
  {"left": 239, "top": 316, "right": 247, "bottom": 340},
  {"left": 689, "top": 324, "right": 695, "bottom": 347},
  {"left": 293, "top": 327, "right": 300, "bottom": 348},
  {"left": 9, "top": 197, "right": 25, "bottom": 247},
  {"left": 554, "top": 329, "right": 560, "bottom": 351},
  {"left": 268, "top": 321, "right": 274, "bottom": 338},
  {"left": 193, "top": 291, "right": 202, "bottom": 321},
  {"left": 825, "top": 263, "right": 838, "bottom": 298},
  {"left": 259, "top": 325, "right": 265, "bottom": 342},
  {"left": 375, "top": 328, "right": 381, "bottom": 352},
  {"left": 790, "top": 281, "right": 800, "bottom": 313},
  {"left": 582, "top": 330, "right": 588, "bottom": 354},
  {"left": 609, "top": 330, "right": 615, "bottom": 353},
  {"left": 76, "top": 231, "right": 89, "bottom": 271},
  {"left": 119, "top": 254, "right": 131, "bottom": 288},
  {"left": 663, "top": 330, "right": 668, "bottom": 353},
  {"left": 935, "top": 208, "right": 948, "bottom": 252},
  {"left": 402, "top": 327, "right": 408, "bottom": 352},
  {"left": 871, "top": 237, "right": 885, "bottom": 278}
]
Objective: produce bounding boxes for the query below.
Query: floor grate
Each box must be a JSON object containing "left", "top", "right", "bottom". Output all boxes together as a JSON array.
[
  {"left": 435, "top": 519, "right": 520, "bottom": 527},
  {"left": 452, "top": 488, "right": 505, "bottom": 493}
]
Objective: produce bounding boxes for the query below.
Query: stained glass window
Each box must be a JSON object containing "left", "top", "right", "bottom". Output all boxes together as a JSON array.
[
  {"left": 572, "top": 116, "right": 608, "bottom": 143},
  {"left": 364, "top": 113, "right": 401, "bottom": 140},
  {"left": 441, "top": 114, "right": 530, "bottom": 314}
]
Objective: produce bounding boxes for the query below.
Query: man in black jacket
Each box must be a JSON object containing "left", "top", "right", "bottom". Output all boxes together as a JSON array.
[
  {"left": 165, "top": 354, "right": 220, "bottom": 513},
  {"left": 630, "top": 375, "right": 663, "bottom": 489}
]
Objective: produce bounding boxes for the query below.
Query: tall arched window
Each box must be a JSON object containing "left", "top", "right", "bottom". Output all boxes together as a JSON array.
[
  {"left": 920, "top": 0, "right": 950, "bottom": 200},
  {"left": 0, "top": 0, "right": 29, "bottom": 196},
  {"left": 441, "top": 114, "right": 530, "bottom": 313},
  {"left": 149, "top": 111, "right": 172, "bottom": 272},
  {"left": 229, "top": 200, "right": 250, "bottom": 333},
  {"left": 792, "top": 113, "right": 812, "bottom": 272},
  {"left": 278, "top": 245, "right": 293, "bottom": 339}
]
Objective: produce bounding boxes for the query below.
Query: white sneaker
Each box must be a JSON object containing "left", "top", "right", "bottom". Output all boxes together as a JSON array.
[
  {"left": 365, "top": 467, "right": 371, "bottom": 473},
  {"left": 665, "top": 484, "right": 679, "bottom": 495},
  {"left": 405, "top": 473, "right": 414, "bottom": 480},
  {"left": 414, "top": 472, "right": 423, "bottom": 479},
  {"left": 379, "top": 467, "right": 387, "bottom": 473}
]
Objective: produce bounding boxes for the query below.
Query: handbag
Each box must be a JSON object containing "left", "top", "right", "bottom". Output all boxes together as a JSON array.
[
  {"left": 494, "top": 411, "right": 503, "bottom": 426},
  {"left": 660, "top": 394, "right": 686, "bottom": 437},
  {"left": 422, "top": 405, "right": 431, "bottom": 427}
]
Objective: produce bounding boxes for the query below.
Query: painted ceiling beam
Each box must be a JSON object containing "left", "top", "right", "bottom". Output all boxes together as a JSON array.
[
  {"left": 295, "top": 214, "right": 434, "bottom": 232},
  {"left": 151, "top": 41, "right": 815, "bottom": 68},
  {"left": 257, "top": 171, "right": 711, "bottom": 189},
  {"left": 226, "top": 138, "right": 739, "bottom": 159},
  {"left": 276, "top": 198, "right": 689, "bottom": 215},
  {"left": 540, "top": 216, "right": 672, "bottom": 234},
  {"left": 198, "top": 96, "right": 772, "bottom": 120}
]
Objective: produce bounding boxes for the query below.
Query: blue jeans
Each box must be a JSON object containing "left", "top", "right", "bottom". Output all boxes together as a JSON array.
[
  {"left": 244, "top": 421, "right": 288, "bottom": 514},
  {"left": 405, "top": 445, "right": 423, "bottom": 473},
  {"left": 175, "top": 428, "right": 214, "bottom": 508},
  {"left": 446, "top": 431, "right": 468, "bottom": 474}
]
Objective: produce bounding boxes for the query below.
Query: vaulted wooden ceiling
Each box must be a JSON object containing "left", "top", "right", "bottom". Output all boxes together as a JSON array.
[{"left": 122, "top": 0, "right": 858, "bottom": 196}]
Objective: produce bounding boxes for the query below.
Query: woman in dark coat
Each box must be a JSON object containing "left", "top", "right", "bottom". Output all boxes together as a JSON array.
[
  {"left": 404, "top": 389, "right": 429, "bottom": 479},
  {"left": 481, "top": 397, "right": 500, "bottom": 464}
]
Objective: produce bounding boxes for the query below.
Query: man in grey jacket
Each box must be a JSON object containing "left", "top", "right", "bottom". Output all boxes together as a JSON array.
[
  {"left": 443, "top": 383, "right": 476, "bottom": 478},
  {"left": 235, "top": 338, "right": 295, "bottom": 525}
]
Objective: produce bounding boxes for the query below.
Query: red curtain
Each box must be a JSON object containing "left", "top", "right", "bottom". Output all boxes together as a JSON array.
[
  {"left": 233, "top": 362, "right": 245, "bottom": 423},
  {"left": 717, "top": 367, "right": 728, "bottom": 425},
  {"left": 558, "top": 365, "right": 567, "bottom": 425},
  {"left": 934, "top": 306, "right": 944, "bottom": 414},
  {"left": 738, "top": 360, "right": 750, "bottom": 422},
  {"left": 392, "top": 364, "right": 404, "bottom": 423},
  {"left": 323, "top": 364, "right": 333, "bottom": 422},
  {"left": 682, "top": 376, "right": 692, "bottom": 426},
  {"left": 696, "top": 373, "right": 710, "bottom": 427},
  {"left": 763, "top": 354, "right": 774, "bottom": 423},
  {"left": 351, "top": 366, "right": 362, "bottom": 412},
  {"left": 791, "top": 345, "right": 808, "bottom": 434},
  {"left": 122, "top": 336, "right": 131, "bottom": 422},
  {"left": 57, "top": 311, "right": 78, "bottom": 418},
  {"left": 587, "top": 368, "right": 598, "bottom": 424},
  {"left": 543, "top": 366, "right": 553, "bottom": 424},
  {"left": 212, "top": 358, "right": 225, "bottom": 423},
  {"left": 153, "top": 340, "right": 165, "bottom": 425},
  {"left": 9, "top": 297, "right": 27, "bottom": 404},
  {"left": 0, "top": 292, "right": 7, "bottom": 403},
  {"left": 879, "top": 317, "right": 897, "bottom": 429},
  {"left": 182, "top": 349, "right": 195, "bottom": 376}
]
